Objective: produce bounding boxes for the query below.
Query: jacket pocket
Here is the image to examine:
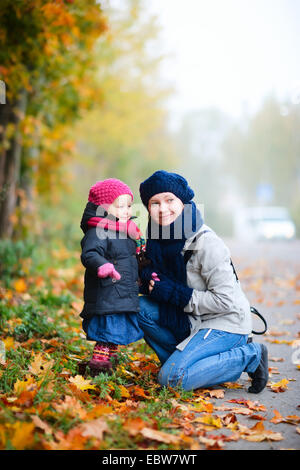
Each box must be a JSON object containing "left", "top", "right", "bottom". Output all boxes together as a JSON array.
[
  {"left": 100, "top": 276, "right": 117, "bottom": 288},
  {"left": 114, "top": 280, "right": 139, "bottom": 298}
]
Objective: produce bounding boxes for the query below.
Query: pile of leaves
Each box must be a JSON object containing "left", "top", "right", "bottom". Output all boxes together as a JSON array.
[{"left": 0, "top": 242, "right": 300, "bottom": 450}]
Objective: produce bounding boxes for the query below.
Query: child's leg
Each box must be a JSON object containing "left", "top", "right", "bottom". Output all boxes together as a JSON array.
[{"left": 82, "top": 317, "right": 119, "bottom": 369}]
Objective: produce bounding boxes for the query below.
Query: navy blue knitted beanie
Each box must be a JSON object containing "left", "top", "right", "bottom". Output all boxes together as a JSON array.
[{"left": 139, "top": 170, "right": 194, "bottom": 207}]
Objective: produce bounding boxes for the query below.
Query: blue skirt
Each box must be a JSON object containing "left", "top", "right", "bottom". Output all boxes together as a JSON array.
[{"left": 82, "top": 312, "right": 144, "bottom": 345}]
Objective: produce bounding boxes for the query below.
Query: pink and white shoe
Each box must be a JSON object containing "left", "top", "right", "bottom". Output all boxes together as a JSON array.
[{"left": 87, "top": 342, "right": 119, "bottom": 376}]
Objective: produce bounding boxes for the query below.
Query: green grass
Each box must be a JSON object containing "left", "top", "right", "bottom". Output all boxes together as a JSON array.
[{"left": 0, "top": 229, "right": 201, "bottom": 450}]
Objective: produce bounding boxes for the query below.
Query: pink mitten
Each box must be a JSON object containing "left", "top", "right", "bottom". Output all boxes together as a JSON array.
[
  {"left": 151, "top": 272, "right": 160, "bottom": 281},
  {"left": 97, "top": 263, "right": 121, "bottom": 281}
]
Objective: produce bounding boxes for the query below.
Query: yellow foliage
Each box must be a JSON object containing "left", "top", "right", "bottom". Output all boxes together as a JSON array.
[
  {"left": 29, "top": 353, "right": 54, "bottom": 377},
  {"left": 69, "top": 375, "right": 96, "bottom": 392},
  {"left": 2, "top": 336, "right": 14, "bottom": 350},
  {"left": 13, "top": 278, "right": 27, "bottom": 293},
  {"left": 10, "top": 421, "right": 35, "bottom": 450},
  {"left": 13, "top": 376, "right": 36, "bottom": 395}
]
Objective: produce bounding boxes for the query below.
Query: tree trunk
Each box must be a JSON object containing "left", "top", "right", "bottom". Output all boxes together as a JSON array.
[{"left": 0, "top": 89, "right": 27, "bottom": 239}]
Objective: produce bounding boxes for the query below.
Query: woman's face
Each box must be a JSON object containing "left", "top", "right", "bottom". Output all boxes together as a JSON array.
[
  {"left": 108, "top": 194, "right": 132, "bottom": 223},
  {"left": 148, "top": 192, "right": 184, "bottom": 226}
]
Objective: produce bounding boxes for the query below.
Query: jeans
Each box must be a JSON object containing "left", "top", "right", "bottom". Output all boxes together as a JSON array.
[{"left": 137, "top": 296, "right": 262, "bottom": 391}]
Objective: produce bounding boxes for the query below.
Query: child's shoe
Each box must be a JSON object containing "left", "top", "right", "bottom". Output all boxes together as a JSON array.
[
  {"left": 78, "top": 343, "right": 119, "bottom": 376},
  {"left": 88, "top": 342, "right": 113, "bottom": 375}
]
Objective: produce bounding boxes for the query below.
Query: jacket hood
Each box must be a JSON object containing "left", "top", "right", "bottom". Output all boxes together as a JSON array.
[{"left": 80, "top": 201, "right": 101, "bottom": 234}]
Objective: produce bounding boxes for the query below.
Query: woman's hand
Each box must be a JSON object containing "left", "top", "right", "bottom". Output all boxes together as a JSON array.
[
  {"left": 148, "top": 276, "right": 193, "bottom": 308},
  {"left": 149, "top": 272, "right": 160, "bottom": 293},
  {"left": 149, "top": 279, "right": 155, "bottom": 293}
]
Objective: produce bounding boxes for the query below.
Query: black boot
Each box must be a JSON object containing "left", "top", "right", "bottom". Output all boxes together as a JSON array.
[{"left": 248, "top": 343, "right": 269, "bottom": 393}]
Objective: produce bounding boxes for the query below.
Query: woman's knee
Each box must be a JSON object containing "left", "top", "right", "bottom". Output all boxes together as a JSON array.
[
  {"left": 158, "top": 362, "right": 187, "bottom": 389},
  {"left": 137, "top": 296, "right": 160, "bottom": 326}
]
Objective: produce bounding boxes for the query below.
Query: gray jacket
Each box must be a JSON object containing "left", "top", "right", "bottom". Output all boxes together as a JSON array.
[{"left": 176, "top": 224, "right": 252, "bottom": 350}]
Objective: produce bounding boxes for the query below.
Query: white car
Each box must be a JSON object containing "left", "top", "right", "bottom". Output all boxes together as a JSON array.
[{"left": 234, "top": 206, "right": 296, "bottom": 241}]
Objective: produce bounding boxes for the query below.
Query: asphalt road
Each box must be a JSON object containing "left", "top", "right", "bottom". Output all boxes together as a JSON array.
[{"left": 208, "top": 238, "right": 300, "bottom": 450}]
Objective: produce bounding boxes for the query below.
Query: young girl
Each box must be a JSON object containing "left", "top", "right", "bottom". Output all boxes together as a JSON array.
[{"left": 79, "top": 178, "right": 145, "bottom": 375}]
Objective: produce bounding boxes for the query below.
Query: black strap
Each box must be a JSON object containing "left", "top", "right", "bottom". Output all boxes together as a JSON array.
[
  {"left": 230, "top": 260, "right": 239, "bottom": 282},
  {"left": 184, "top": 231, "right": 268, "bottom": 336},
  {"left": 250, "top": 306, "right": 268, "bottom": 335}
]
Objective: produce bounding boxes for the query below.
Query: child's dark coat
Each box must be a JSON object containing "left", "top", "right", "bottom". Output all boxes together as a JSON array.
[{"left": 80, "top": 202, "right": 140, "bottom": 320}]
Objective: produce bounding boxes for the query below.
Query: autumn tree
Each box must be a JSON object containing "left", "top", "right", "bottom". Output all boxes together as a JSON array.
[
  {"left": 0, "top": 0, "right": 107, "bottom": 239},
  {"left": 70, "top": 0, "right": 178, "bottom": 202}
]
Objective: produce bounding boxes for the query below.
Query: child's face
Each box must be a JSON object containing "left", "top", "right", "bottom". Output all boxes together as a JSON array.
[
  {"left": 148, "top": 192, "right": 184, "bottom": 226},
  {"left": 108, "top": 194, "right": 133, "bottom": 222}
]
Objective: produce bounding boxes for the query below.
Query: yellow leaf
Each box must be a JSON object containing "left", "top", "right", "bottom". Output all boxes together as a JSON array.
[
  {"left": 193, "top": 413, "right": 223, "bottom": 428},
  {"left": 129, "top": 385, "right": 152, "bottom": 399},
  {"left": 13, "top": 376, "right": 36, "bottom": 395},
  {"left": 270, "top": 409, "right": 284, "bottom": 423},
  {"left": 270, "top": 378, "right": 289, "bottom": 392},
  {"left": 0, "top": 424, "right": 6, "bottom": 449},
  {"left": 13, "top": 278, "right": 27, "bottom": 293},
  {"left": 270, "top": 410, "right": 300, "bottom": 425},
  {"left": 2, "top": 336, "right": 14, "bottom": 350},
  {"left": 10, "top": 421, "right": 35, "bottom": 449},
  {"left": 241, "top": 421, "right": 283, "bottom": 442},
  {"left": 86, "top": 405, "right": 113, "bottom": 420},
  {"left": 29, "top": 353, "right": 54, "bottom": 377},
  {"left": 69, "top": 375, "right": 96, "bottom": 392},
  {"left": 190, "top": 401, "right": 214, "bottom": 413},
  {"left": 222, "top": 382, "right": 243, "bottom": 389},
  {"left": 118, "top": 385, "right": 130, "bottom": 398}
]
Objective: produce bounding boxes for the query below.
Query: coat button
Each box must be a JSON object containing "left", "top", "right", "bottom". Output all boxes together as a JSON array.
[{"left": 112, "top": 278, "right": 116, "bottom": 283}]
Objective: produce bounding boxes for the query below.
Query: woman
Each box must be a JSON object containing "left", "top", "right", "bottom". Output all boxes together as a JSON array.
[{"left": 137, "top": 170, "right": 268, "bottom": 393}]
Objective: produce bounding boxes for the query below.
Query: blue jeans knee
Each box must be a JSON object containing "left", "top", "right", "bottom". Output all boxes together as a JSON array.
[
  {"left": 137, "top": 296, "right": 160, "bottom": 327},
  {"left": 158, "top": 362, "right": 187, "bottom": 389}
]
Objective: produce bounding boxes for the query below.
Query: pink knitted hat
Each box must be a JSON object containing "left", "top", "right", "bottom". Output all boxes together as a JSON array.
[{"left": 88, "top": 178, "right": 133, "bottom": 207}]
